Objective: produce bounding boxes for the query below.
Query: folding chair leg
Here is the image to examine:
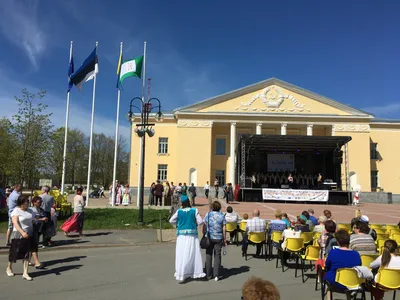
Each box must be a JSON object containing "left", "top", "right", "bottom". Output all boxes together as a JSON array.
[
  {"left": 275, "top": 248, "right": 280, "bottom": 268},
  {"left": 295, "top": 255, "right": 299, "bottom": 278},
  {"left": 393, "top": 290, "right": 396, "bottom": 300},
  {"left": 301, "top": 258, "right": 305, "bottom": 283}
]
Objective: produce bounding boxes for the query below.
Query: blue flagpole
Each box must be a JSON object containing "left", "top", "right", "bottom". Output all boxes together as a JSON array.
[{"left": 61, "top": 41, "right": 73, "bottom": 194}]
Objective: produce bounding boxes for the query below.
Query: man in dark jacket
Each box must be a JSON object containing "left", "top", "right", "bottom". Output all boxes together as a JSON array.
[{"left": 154, "top": 180, "right": 164, "bottom": 207}]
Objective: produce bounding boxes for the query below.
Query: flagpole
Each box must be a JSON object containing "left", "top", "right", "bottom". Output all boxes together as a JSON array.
[
  {"left": 61, "top": 41, "right": 73, "bottom": 195},
  {"left": 86, "top": 41, "right": 98, "bottom": 206},
  {"left": 137, "top": 41, "right": 147, "bottom": 207},
  {"left": 111, "top": 42, "right": 123, "bottom": 207}
]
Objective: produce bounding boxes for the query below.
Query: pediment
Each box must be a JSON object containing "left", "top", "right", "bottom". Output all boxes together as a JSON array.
[{"left": 175, "top": 78, "right": 372, "bottom": 117}]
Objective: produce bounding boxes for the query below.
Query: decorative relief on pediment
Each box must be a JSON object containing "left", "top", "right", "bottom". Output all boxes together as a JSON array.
[
  {"left": 178, "top": 120, "right": 213, "bottom": 128},
  {"left": 334, "top": 124, "right": 370, "bottom": 132},
  {"left": 235, "top": 85, "right": 310, "bottom": 113}
]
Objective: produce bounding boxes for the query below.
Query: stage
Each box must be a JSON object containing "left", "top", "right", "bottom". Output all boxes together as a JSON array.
[
  {"left": 240, "top": 188, "right": 351, "bottom": 205},
  {"left": 236, "top": 134, "right": 352, "bottom": 205}
]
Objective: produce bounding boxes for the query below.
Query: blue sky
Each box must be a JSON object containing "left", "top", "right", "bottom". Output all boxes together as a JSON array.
[{"left": 1, "top": 0, "right": 400, "bottom": 139}]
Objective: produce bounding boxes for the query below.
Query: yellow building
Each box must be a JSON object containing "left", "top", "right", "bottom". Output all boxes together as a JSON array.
[{"left": 129, "top": 78, "right": 400, "bottom": 194}]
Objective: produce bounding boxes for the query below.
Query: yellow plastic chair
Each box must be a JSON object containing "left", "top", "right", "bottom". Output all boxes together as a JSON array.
[
  {"left": 313, "top": 232, "right": 321, "bottom": 240},
  {"left": 370, "top": 224, "right": 384, "bottom": 230},
  {"left": 225, "top": 222, "right": 239, "bottom": 245},
  {"left": 385, "top": 225, "right": 399, "bottom": 233},
  {"left": 337, "top": 223, "right": 351, "bottom": 231},
  {"left": 389, "top": 229, "right": 400, "bottom": 239},
  {"left": 374, "top": 228, "right": 386, "bottom": 235},
  {"left": 245, "top": 232, "right": 267, "bottom": 261},
  {"left": 360, "top": 254, "right": 379, "bottom": 269},
  {"left": 300, "top": 232, "right": 313, "bottom": 245},
  {"left": 239, "top": 221, "right": 247, "bottom": 232},
  {"left": 269, "top": 231, "right": 283, "bottom": 262},
  {"left": 392, "top": 234, "right": 400, "bottom": 245},
  {"left": 376, "top": 234, "right": 389, "bottom": 242},
  {"left": 373, "top": 269, "right": 400, "bottom": 300},
  {"left": 280, "top": 237, "right": 304, "bottom": 276},
  {"left": 300, "top": 245, "right": 320, "bottom": 283},
  {"left": 325, "top": 268, "right": 366, "bottom": 300}
]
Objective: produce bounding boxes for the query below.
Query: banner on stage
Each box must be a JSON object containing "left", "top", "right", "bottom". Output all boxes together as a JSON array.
[
  {"left": 262, "top": 188, "right": 329, "bottom": 202},
  {"left": 267, "top": 154, "right": 295, "bottom": 172}
]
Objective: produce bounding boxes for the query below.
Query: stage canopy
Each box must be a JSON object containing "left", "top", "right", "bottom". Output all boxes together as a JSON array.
[{"left": 237, "top": 134, "right": 352, "bottom": 152}]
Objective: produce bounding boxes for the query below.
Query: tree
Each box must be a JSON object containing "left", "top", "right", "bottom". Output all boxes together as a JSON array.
[
  {"left": 11, "top": 89, "right": 53, "bottom": 188},
  {"left": 0, "top": 118, "right": 17, "bottom": 186}
]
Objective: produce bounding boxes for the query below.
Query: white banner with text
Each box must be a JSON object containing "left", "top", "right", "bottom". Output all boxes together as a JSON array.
[{"left": 262, "top": 188, "right": 329, "bottom": 202}]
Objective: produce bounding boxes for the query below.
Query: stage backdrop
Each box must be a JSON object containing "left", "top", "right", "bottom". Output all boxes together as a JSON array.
[
  {"left": 262, "top": 188, "right": 329, "bottom": 202},
  {"left": 267, "top": 154, "right": 295, "bottom": 172}
]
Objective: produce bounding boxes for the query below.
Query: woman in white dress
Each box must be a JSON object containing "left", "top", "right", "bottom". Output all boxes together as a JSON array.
[{"left": 169, "top": 195, "right": 205, "bottom": 283}]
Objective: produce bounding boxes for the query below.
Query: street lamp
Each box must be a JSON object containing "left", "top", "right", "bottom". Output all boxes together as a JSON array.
[{"left": 128, "top": 97, "right": 163, "bottom": 225}]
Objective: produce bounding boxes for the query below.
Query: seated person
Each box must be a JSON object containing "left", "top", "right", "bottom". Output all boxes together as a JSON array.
[
  {"left": 241, "top": 213, "right": 249, "bottom": 223},
  {"left": 370, "top": 240, "right": 400, "bottom": 300},
  {"left": 282, "top": 213, "right": 291, "bottom": 227},
  {"left": 301, "top": 211, "right": 315, "bottom": 229},
  {"left": 325, "top": 230, "right": 362, "bottom": 291},
  {"left": 308, "top": 208, "right": 319, "bottom": 226},
  {"left": 242, "top": 276, "right": 280, "bottom": 300},
  {"left": 225, "top": 206, "right": 240, "bottom": 243},
  {"left": 318, "top": 220, "right": 337, "bottom": 258},
  {"left": 268, "top": 211, "right": 287, "bottom": 246},
  {"left": 241, "top": 209, "right": 266, "bottom": 257},
  {"left": 350, "top": 221, "right": 377, "bottom": 255},
  {"left": 358, "top": 215, "right": 377, "bottom": 241},
  {"left": 350, "top": 209, "right": 362, "bottom": 231},
  {"left": 294, "top": 218, "right": 311, "bottom": 232},
  {"left": 313, "top": 216, "right": 327, "bottom": 234}
]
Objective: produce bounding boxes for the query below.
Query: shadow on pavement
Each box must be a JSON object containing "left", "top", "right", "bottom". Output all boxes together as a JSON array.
[
  {"left": 30, "top": 264, "right": 83, "bottom": 278},
  {"left": 221, "top": 265, "right": 250, "bottom": 279},
  {"left": 43, "top": 256, "right": 87, "bottom": 268},
  {"left": 51, "top": 240, "right": 90, "bottom": 247},
  {"left": 82, "top": 232, "right": 113, "bottom": 237}
]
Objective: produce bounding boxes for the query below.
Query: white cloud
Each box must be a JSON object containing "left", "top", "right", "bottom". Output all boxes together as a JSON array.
[
  {"left": 362, "top": 103, "right": 400, "bottom": 118},
  {"left": 0, "top": 0, "right": 47, "bottom": 69}
]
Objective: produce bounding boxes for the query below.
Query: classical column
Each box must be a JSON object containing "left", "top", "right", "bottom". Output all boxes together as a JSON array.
[
  {"left": 307, "top": 124, "right": 313, "bottom": 136},
  {"left": 281, "top": 123, "right": 287, "bottom": 135},
  {"left": 256, "top": 122, "right": 262, "bottom": 135},
  {"left": 230, "top": 122, "right": 236, "bottom": 187},
  {"left": 331, "top": 125, "right": 336, "bottom": 136}
]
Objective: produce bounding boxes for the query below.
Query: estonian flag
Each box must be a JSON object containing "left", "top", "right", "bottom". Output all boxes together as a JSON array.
[
  {"left": 70, "top": 47, "right": 99, "bottom": 90},
  {"left": 67, "top": 54, "right": 74, "bottom": 93}
]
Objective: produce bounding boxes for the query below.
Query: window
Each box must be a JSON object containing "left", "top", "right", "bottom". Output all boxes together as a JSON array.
[
  {"left": 215, "top": 170, "right": 225, "bottom": 186},
  {"left": 158, "top": 137, "right": 168, "bottom": 154},
  {"left": 158, "top": 164, "right": 168, "bottom": 181},
  {"left": 371, "top": 171, "right": 379, "bottom": 189},
  {"left": 216, "top": 138, "right": 226, "bottom": 155},
  {"left": 370, "top": 143, "right": 378, "bottom": 160}
]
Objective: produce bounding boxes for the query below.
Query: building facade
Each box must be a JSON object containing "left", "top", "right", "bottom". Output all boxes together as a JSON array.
[{"left": 129, "top": 78, "right": 400, "bottom": 194}]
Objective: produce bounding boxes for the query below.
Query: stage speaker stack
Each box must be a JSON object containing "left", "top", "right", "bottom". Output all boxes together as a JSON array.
[{"left": 333, "top": 150, "right": 343, "bottom": 164}]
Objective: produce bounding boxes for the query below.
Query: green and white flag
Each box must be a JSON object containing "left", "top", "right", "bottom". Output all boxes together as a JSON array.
[{"left": 119, "top": 55, "right": 143, "bottom": 84}]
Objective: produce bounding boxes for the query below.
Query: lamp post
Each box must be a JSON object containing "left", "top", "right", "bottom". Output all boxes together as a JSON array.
[{"left": 127, "top": 97, "right": 163, "bottom": 225}]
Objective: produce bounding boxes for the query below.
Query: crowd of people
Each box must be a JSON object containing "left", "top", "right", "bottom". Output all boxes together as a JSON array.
[
  {"left": 4, "top": 184, "right": 85, "bottom": 281},
  {"left": 169, "top": 195, "right": 400, "bottom": 299}
]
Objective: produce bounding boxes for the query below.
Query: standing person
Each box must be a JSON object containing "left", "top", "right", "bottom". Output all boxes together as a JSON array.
[
  {"left": 7, "top": 195, "right": 34, "bottom": 281},
  {"left": 29, "top": 196, "right": 47, "bottom": 269},
  {"left": 6, "top": 184, "right": 21, "bottom": 247},
  {"left": 169, "top": 195, "right": 205, "bottom": 283},
  {"left": 148, "top": 182, "right": 155, "bottom": 206},
  {"left": 176, "top": 183, "right": 182, "bottom": 198},
  {"left": 182, "top": 183, "right": 188, "bottom": 197},
  {"left": 122, "top": 184, "right": 131, "bottom": 206},
  {"left": 154, "top": 180, "right": 164, "bottom": 207},
  {"left": 116, "top": 183, "right": 122, "bottom": 206},
  {"left": 317, "top": 173, "right": 323, "bottom": 189},
  {"left": 164, "top": 182, "right": 171, "bottom": 206},
  {"left": 204, "top": 181, "right": 210, "bottom": 203},
  {"left": 40, "top": 186, "right": 54, "bottom": 248},
  {"left": 227, "top": 183, "right": 234, "bottom": 204},
  {"left": 99, "top": 186, "right": 105, "bottom": 198},
  {"left": 60, "top": 188, "right": 85, "bottom": 237},
  {"left": 203, "top": 201, "right": 227, "bottom": 281},
  {"left": 353, "top": 184, "right": 361, "bottom": 206},
  {"left": 214, "top": 178, "right": 219, "bottom": 199},
  {"left": 188, "top": 183, "right": 197, "bottom": 207}
]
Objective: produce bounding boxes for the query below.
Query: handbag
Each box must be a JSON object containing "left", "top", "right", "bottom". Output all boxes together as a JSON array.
[{"left": 200, "top": 211, "right": 211, "bottom": 249}]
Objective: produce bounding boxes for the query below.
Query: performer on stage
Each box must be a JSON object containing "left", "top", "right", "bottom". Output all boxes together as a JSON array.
[{"left": 288, "top": 173, "right": 294, "bottom": 189}]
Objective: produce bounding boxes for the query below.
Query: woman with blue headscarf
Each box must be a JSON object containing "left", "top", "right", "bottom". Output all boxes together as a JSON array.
[{"left": 169, "top": 195, "right": 205, "bottom": 283}]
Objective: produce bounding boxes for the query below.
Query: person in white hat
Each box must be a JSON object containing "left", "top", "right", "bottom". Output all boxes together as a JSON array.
[{"left": 359, "top": 215, "right": 377, "bottom": 241}]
